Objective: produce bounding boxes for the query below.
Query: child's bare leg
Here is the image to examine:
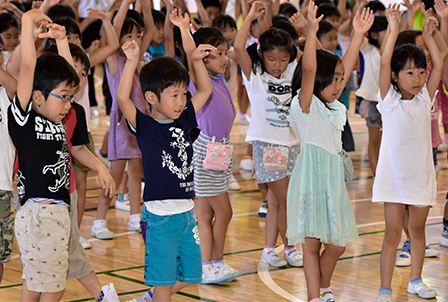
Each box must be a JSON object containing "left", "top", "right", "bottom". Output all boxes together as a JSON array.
[
  {"left": 367, "top": 126, "right": 381, "bottom": 176},
  {"left": 266, "top": 177, "right": 289, "bottom": 245},
  {"left": 127, "top": 158, "right": 143, "bottom": 215},
  {"left": 77, "top": 271, "right": 101, "bottom": 300},
  {"left": 207, "top": 193, "right": 233, "bottom": 260},
  {"left": 76, "top": 171, "right": 88, "bottom": 227},
  {"left": 20, "top": 282, "right": 40, "bottom": 302},
  {"left": 39, "top": 290, "right": 65, "bottom": 302},
  {"left": 320, "top": 243, "right": 345, "bottom": 288},
  {"left": 302, "top": 237, "right": 322, "bottom": 301},
  {"left": 196, "top": 197, "right": 214, "bottom": 262},
  {"left": 96, "top": 159, "right": 127, "bottom": 220},
  {"left": 100, "top": 131, "right": 109, "bottom": 155},
  {"left": 380, "top": 203, "right": 406, "bottom": 288},
  {"left": 258, "top": 182, "right": 268, "bottom": 200},
  {"left": 171, "top": 281, "right": 190, "bottom": 293},
  {"left": 153, "top": 285, "right": 173, "bottom": 302},
  {"left": 408, "top": 205, "right": 430, "bottom": 280},
  {"left": 264, "top": 188, "right": 279, "bottom": 246},
  {"left": 117, "top": 172, "right": 128, "bottom": 196}
]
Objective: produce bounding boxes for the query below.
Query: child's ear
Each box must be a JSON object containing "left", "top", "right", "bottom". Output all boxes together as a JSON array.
[
  {"left": 391, "top": 71, "right": 398, "bottom": 82},
  {"left": 145, "top": 91, "right": 157, "bottom": 105},
  {"left": 371, "top": 32, "right": 378, "bottom": 40},
  {"left": 32, "top": 90, "right": 44, "bottom": 106}
]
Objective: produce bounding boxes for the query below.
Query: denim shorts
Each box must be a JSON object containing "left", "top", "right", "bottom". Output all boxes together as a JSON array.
[
  {"left": 252, "top": 141, "right": 299, "bottom": 184},
  {"left": 140, "top": 207, "right": 202, "bottom": 286}
]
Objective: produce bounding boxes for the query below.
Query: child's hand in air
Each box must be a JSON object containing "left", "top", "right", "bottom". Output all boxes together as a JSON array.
[
  {"left": 434, "top": 0, "right": 448, "bottom": 19},
  {"left": 192, "top": 44, "right": 217, "bottom": 61},
  {"left": 122, "top": 40, "right": 140, "bottom": 61},
  {"left": 306, "top": 1, "right": 323, "bottom": 35},
  {"left": 248, "top": 1, "right": 266, "bottom": 21},
  {"left": 140, "top": 0, "right": 153, "bottom": 10},
  {"left": 289, "top": 12, "right": 307, "bottom": 31},
  {"left": 170, "top": 8, "right": 190, "bottom": 29},
  {"left": 161, "top": 0, "right": 173, "bottom": 9},
  {"left": 87, "top": 8, "right": 108, "bottom": 20},
  {"left": 385, "top": 4, "right": 402, "bottom": 32},
  {"left": 423, "top": 16, "right": 439, "bottom": 37},
  {"left": 353, "top": 7, "right": 374, "bottom": 35},
  {"left": 38, "top": 23, "right": 67, "bottom": 40},
  {"left": 23, "top": 8, "right": 52, "bottom": 24},
  {"left": 421, "top": 3, "right": 434, "bottom": 18}
]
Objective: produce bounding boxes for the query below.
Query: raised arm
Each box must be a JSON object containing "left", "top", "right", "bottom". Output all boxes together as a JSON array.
[
  {"left": 194, "top": 0, "right": 212, "bottom": 27},
  {"left": 162, "top": 0, "right": 175, "bottom": 57},
  {"left": 39, "top": 23, "right": 74, "bottom": 67},
  {"left": 339, "top": 7, "right": 374, "bottom": 98},
  {"left": 190, "top": 44, "right": 216, "bottom": 113},
  {"left": 139, "top": 0, "right": 156, "bottom": 59},
  {"left": 423, "top": 17, "right": 443, "bottom": 99},
  {"left": 116, "top": 40, "right": 139, "bottom": 128},
  {"left": 380, "top": 4, "right": 401, "bottom": 100},
  {"left": 234, "top": 1, "right": 266, "bottom": 80},
  {"left": 17, "top": 9, "right": 51, "bottom": 110},
  {"left": 298, "top": 1, "right": 322, "bottom": 114},
  {"left": 0, "top": 68, "right": 17, "bottom": 100},
  {"left": 86, "top": 9, "right": 120, "bottom": 67}
]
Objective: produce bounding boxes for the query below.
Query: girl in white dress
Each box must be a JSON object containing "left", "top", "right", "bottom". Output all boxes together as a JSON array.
[
  {"left": 373, "top": 5, "right": 441, "bottom": 302},
  {"left": 287, "top": 4, "right": 373, "bottom": 302}
]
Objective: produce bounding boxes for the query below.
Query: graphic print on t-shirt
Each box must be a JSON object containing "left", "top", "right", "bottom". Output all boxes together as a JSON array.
[
  {"left": 265, "top": 80, "right": 292, "bottom": 126},
  {"left": 42, "top": 141, "right": 70, "bottom": 192},
  {"left": 161, "top": 126, "right": 194, "bottom": 181}
]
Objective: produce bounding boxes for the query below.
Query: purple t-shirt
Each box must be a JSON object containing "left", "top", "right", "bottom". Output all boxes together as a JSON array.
[{"left": 188, "top": 75, "right": 236, "bottom": 139}]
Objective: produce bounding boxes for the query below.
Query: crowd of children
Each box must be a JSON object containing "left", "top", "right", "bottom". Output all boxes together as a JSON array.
[{"left": 0, "top": 0, "right": 448, "bottom": 301}]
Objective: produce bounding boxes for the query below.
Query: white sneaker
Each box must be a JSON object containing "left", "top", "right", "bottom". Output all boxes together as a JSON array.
[
  {"left": 101, "top": 283, "right": 120, "bottom": 302},
  {"left": 283, "top": 247, "right": 303, "bottom": 267},
  {"left": 236, "top": 112, "right": 251, "bottom": 125},
  {"left": 214, "top": 260, "right": 242, "bottom": 278},
  {"left": 240, "top": 157, "right": 254, "bottom": 171},
  {"left": 407, "top": 281, "right": 437, "bottom": 299},
  {"left": 258, "top": 201, "right": 268, "bottom": 217},
  {"left": 79, "top": 236, "right": 91, "bottom": 249},
  {"left": 375, "top": 294, "right": 392, "bottom": 302},
  {"left": 440, "top": 230, "right": 448, "bottom": 247},
  {"left": 128, "top": 216, "right": 141, "bottom": 232},
  {"left": 395, "top": 250, "right": 411, "bottom": 267},
  {"left": 229, "top": 174, "right": 241, "bottom": 191},
  {"left": 115, "top": 195, "right": 130, "bottom": 212},
  {"left": 320, "top": 290, "right": 335, "bottom": 302},
  {"left": 91, "top": 220, "right": 114, "bottom": 239},
  {"left": 425, "top": 245, "right": 440, "bottom": 257},
  {"left": 201, "top": 265, "right": 234, "bottom": 284},
  {"left": 261, "top": 249, "right": 287, "bottom": 267}
]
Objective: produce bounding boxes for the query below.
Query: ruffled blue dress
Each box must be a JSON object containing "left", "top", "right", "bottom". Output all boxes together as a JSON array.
[{"left": 286, "top": 91, "right": 358, "bottom": 247}]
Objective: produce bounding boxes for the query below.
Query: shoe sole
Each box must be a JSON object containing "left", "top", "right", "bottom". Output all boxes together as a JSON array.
[
  {"left": 284, "top": 259, "right": 303, "bottom": 267},
  {"left": 407, "top": 285, "right": 437, "bottom": 299},
  {"left": 260, "top": 257, "right": 287, "bottom": 267},
  {"left": 91, "top": 231, "right": 114, "bottom": 240},
  {"left": 232, "top": 271, "right": 242, "bottom": 278},
  {"left": 395, "top": 261, "right": 411, "bottom": 267},
  {"left": 439, "top": 236, "right": 448, "bottom": 247},
  {"left": 200, "top": 274, "right": 234, "bottom": 284}
]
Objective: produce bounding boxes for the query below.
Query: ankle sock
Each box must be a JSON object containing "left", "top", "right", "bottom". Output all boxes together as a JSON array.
[
  {"left": 136, "top": 290, "right": 153, "bottom": 302},
  {"left": 379, "top": 287, "right": 392, "bottom": 295},
  {"left": 129, "top": 214, "right": 140, "bottom": 222},
  {"left": 264, "top": 245, "right": 275, "bottom": 249},
  {"left": 117, "top": 194, "right": 124, "bottom": 202},
  {"left": 93, "top": 219, "right": 106, "bottom": 228},
  {"left": 284, "top": 246, "right": 294, "bottom": 251},
  {"left": 212, "top": 258, "right": 224, "bottom": 265},
  {"left": 411, "top": 277, "right": 422, "bottom": 284},
  {"left": 97, "top": 290, "right": 105, "bottom": 302},
  {"left": 203, "top": 261, "right": 212, "bottom": 266},
  {"left": 309, "top": 299, "right": 320, "bottom": 302},
  {"left": 320, "top": 286, "right": 331, "bottom": 294}
]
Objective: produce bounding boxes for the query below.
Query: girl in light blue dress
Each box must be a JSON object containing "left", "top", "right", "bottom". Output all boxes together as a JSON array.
[{"left": 286, "top": 4, "right": 373, "bottom": 302}]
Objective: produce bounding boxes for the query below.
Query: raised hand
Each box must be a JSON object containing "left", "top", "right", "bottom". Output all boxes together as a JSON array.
[
  {"left": 353, "top": 7, "right": 374, "bottom": 35},
  {"left": 87, "top": 8, "right": 108, "bottom": 20},
  {"left": 192, "top": 44, "right": 217, "bottom": 61},
  {"left": 32, "top": 1, "right": 43, "bottom": 9},
  {"left": 423, "top": 15, "right": 439, "bottom": 36},
  {"left": 170, "top": 8, "right": 190, "bottom": 29},
  {"left": 24, "top": 8, "right": 52, "bottom": 24},
  {"left": 386, "top": 4, "right": 401, "bottom": 32},
  {"left": 421, "top": 2, "right": 434, "bottom": 18},
  {"left": 307, "top": 1, "right": 323, "bottom": 34},
  {"left": 38, "top": 23, "right": 67, "bottom": 40},
  {"left": 121, "top": 40, "right": 140, "bottom": 61},
  {"left": 248, "top": 1, "right": 266, "bottom": 21},
  {"left": 434, "top": 0, "right": 448, "bottom": 19},
  {"left": 289, "top": 12, "right": 307, "bottom": 30}
]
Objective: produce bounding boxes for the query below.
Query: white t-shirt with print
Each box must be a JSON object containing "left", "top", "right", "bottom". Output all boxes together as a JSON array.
[{"left": 0, "top": 88, "right": 15, "bottom": 191}]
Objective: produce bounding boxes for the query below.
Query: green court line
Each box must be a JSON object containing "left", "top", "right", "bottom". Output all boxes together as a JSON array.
[{"left": 358, "top": 222, "right": 442, "bottom": 236}]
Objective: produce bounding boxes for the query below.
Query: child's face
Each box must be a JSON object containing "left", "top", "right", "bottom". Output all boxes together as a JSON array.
[
  {"left": 325, "top": 15, "right": 341, "bottom": 31},
  {"left": 261, "top": 47, "right": 290, "bottom": 79},
  {"left": 120, "top": 26, "right": 142, "bottom": 49},
  {"left": 152, "top": 22, "right": 165, "bottom": 45},
  {"left": 0, "top": 26, "right": 19, "bottom": 52},
  {"left": 34, "top": 82, "right": 77, "bottom": 122},
  {"left": 206, "top": 6, "right": 220, "bottom": 23},
  {"left": 371, "top": 29, "right": 386, "bottom": 49},
  {"left": 219, "top": 24, "right": 236, "bottom": 45},
  {"left": 319, "top": 29, "right": 338, "bottom": 53},
  {"left": 321, "top": 62, "right": 344, "bottom": 103},
  {"left": 393, "top": 59, "right": 426, "bottom": 100},
  {"left": 148, "top": 83, "right": 188, "bottom": 120},
  {"left": 74, "top": 60, "right": 88, "bottom": 89},
  {"left": 203, "top": 42, "right": 228, "bottom": 76},
  {"left": 67, "top": 32, "right": 81, "bottom": 47}
]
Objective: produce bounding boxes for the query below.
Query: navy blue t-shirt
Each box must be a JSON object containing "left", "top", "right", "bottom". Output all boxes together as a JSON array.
[{"left": 128, "top": 100, "right": 197, "bottom": 201}]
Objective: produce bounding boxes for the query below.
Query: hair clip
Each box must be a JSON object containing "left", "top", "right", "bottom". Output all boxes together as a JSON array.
[{"left": 256, "top": 40, "right": 260, "bottom": 45}]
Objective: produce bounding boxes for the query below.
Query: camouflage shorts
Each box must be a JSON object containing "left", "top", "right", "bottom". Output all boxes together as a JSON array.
[{"left": 0, "top": 190, "right": 13, "bottom": 263}]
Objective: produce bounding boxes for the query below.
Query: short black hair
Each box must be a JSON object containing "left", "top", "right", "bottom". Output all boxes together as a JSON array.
[
  {"left": 271, "top": 20, "right": 299, "bottom": 41},
  {"left": 0, "top": 35, "right": 3, "bottom": 45},
  {"left": 292, "top": 49, "right": 342, "bottom": 105},
  {"left": 140, "top": 56, "right": 190, "bottom": 102},
  {"left": 47, "top": 4, "right": 76, "bottom": 21},
  {"left": 391, "top": 44, "right": 427, "bottom": 94},
  {"left": 247, "top": 28, "right": 297, "bottom": 75},
  {"left": 317, "top": 20, "right": 337, "bottom": 39},
  {"left": 193, "top": 27, "right": 228, "bottom": 48},
  {"left": 278, "top": 3, "right": 298, "bottom": 18},
  {"left": 318, "top": 4, "right": 341, "bottom": 19},
  {"left": 213, "top": 14, "right": 237, "bottom": 30},
  {"left": 0, "top": 13, "right": 19, "bottom": 33},
  {"left": 120, "top": 17, "right": 142, "bottom": 39},
  {"left": 54, "top": 16, "right": 81, "bottom": 37},
  {"left": 33, "top": 53, "right": 80, "bottom": 100},
  {"left": 128, "top": 9, "right": 144, "bottom": 27},
  {"left": 152, "top": 9, "right": 166, "bottom": 26},
  {"left": 46, "top": 43, "right": 91, "bottom": 71},
  {"left": 395, "top": 29, "right": 422, "bottom": 48},
  {"left": 365, "top": 0, "right": 386, "bottom": 13},
  {"left": 367, "top": 15, "right": 387, "bottom": 47},
  {"left": 202, "top": 0, "right": 222, "bottom": 11}
]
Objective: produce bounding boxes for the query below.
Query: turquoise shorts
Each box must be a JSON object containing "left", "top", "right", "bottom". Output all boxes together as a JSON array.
[{"left": 140, "top": 207, "right": 202, "bottom": 286}]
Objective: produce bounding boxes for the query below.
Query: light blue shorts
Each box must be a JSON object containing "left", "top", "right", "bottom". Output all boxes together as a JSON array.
[
  {"left": 252, "top": 141, "right": 299, "bottom": 184},
  {"left": 140, "top": 207, "right": 202, "bottom": 286}
]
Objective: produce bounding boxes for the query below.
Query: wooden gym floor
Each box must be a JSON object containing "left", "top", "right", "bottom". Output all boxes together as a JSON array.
[{"left": 0, "top": 67, "right": 447, "bottom": 301}]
